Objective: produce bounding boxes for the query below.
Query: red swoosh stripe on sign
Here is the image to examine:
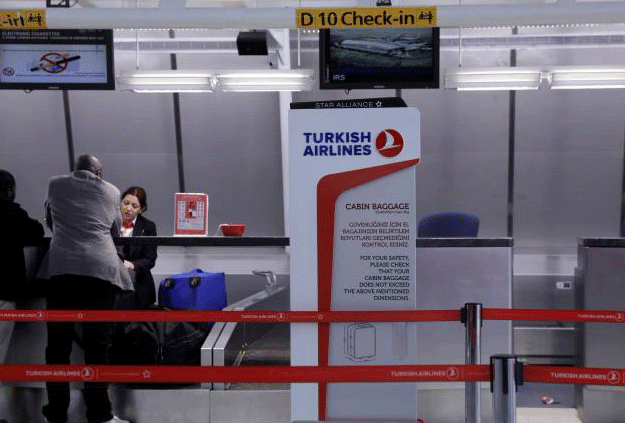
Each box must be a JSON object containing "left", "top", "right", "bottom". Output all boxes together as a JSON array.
[{"left": 316, "top": 160, "right": 420, "bottom": 420}]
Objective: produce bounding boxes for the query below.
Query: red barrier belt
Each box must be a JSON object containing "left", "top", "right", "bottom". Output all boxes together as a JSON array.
[
  {"left": 525, "top": 366, "right": 625, "bottom": 386},
  {"left": 2, "top": 308, "right": 624, "bottom": 323},
  {"left": 0, "top": 309, "right": 461, "bottom": 322},
  {"left": 484, "top": 308, "right": 625, "bottom": 323},
  {"left": 0, "top": 364, "right": 490, "bottom": 383},
  {"left": 5, "top": 363, "right": 625, "bottom": 387}
]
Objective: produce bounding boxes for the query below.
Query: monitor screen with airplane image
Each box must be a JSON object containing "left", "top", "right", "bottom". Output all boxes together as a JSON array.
[
  {"left": 0, "top": 29, "right": 114, "bottom": 90},
  {"left": 319, "top": 27, "right": 439, "bottom": 90}
]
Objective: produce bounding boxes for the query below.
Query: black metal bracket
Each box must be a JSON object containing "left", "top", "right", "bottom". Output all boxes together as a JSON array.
[
  {"left": 490, "top": 355, "right": 524, "bottom": 394},
  {"left": 46, "top": 0, "right": 72, "bottom": 7},
  {"left": 460, "top": 302, "right": 483, "bottom": 327}
]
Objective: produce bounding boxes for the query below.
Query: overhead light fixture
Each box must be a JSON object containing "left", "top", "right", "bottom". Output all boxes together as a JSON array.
[
  {"left": 117, "top": 69, "right": 315, "bottom": 93},
  {"left": 213, "top": 69, "right": 315, "bottom": 92},
  {"left": 444, "top": 67, "right": 542, "bottom": 91},
  {"left": 445, "top": 66, "right": 625, "bottom": 91},
  {"left": 117, "top": 70, "right": 214, "bottom": 92},
  {"left": 550, "top": 66, "right": 625, "bottom": 89}
]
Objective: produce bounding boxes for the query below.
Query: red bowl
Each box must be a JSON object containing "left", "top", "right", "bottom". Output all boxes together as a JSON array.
[{"left": 219, "top": 224, "right": 246, "bottom": 236}]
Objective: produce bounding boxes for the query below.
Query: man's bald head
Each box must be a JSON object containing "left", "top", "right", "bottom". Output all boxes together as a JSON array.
[{"left": 76, "top": 155, "right": 103, "bottom": 177}]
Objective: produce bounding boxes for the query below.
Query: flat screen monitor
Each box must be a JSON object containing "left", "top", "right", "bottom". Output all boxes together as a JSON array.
[
  {"left": 0, "top": 29, "right": 114, "bottom": 90},
  {"left": 319, "top": 27, "right": 439, "bottom": 90}
]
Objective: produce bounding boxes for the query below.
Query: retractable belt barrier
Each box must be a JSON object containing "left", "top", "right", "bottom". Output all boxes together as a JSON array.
[
  {"left": 0, "top": 363, "right": 623, "bottom": 387},
  {"left": 0, "top": 307, "right": 623, "bottom": 323},
  {"left": 1, "top": 305, "right": 623, "bottom": 423},
  {"left": 0, "top": 306, "right": 622, "bottom": 387}
]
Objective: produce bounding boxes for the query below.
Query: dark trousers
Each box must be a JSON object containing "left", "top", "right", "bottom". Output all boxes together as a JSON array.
[{"left": 43, "top": 275, "right": 120, "bottom": 423}]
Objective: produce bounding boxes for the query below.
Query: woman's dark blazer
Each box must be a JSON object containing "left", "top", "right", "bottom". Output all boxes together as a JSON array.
[{"left": 121, "top": 214, "right": 157, "bottom": 308}]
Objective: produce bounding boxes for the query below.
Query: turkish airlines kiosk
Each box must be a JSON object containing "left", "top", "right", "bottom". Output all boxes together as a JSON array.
[{"left": 289, "top": 98, "right": 420, "bottom": 420}]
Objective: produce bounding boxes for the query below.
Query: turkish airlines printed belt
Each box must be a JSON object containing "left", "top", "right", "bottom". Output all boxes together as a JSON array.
[{"left": 0, "top": 308, "right": 623, "bottom": 323}]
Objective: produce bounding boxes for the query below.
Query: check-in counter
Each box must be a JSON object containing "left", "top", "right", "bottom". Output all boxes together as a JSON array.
[
  {"left": 10, "top": 237, "right": 290, "bottom": 423},
  {"left": 15, "top": 237, "right": 289, "bottom": 366},
  {"left": 415, "top": 237, "right": 513, "bottom": 423},
  {"left": 576, "top": 238, "right": 625, "bottom": 423}
]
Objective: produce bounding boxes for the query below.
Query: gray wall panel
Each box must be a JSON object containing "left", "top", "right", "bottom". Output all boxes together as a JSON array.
[
  {"left": 514, "top": 47, "right": 625, "bottom": 250},
  {"left": 175, "top": 53, "right": 284, "bottom": 236},
  {"left": 415, "top": 153, "right": 507, "bottom": 237},
  {"left": 184, "top": 145, "right": 284, "bottom": 236},
  {"left": 0, "top": 90, "right": 69, "bottom": 228},
  {"left": 514, "top": 152, "right": 621, "bottom": 248},
  {"left": 67, "top": 55, "right": 179, "bottom": 234}
]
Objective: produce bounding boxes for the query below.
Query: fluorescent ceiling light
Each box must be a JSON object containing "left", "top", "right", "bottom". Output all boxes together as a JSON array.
[
  {"left": 117, "top": 69, "right": 315, "bottom": 92},
  {"left": 444, "top": 67, "right": 542, "bottom": 91},
  {"left": 117, "top": 70, "right": 214, "bottom": 92},
  {"left": 445, "top": 66, "right": 625, "bottom": 91},
  {"left": 213, "top": 69, "right": 315, "bottom": 92},
  {"left": 550, "top": 66, "right": 625, "bottom": 89}
]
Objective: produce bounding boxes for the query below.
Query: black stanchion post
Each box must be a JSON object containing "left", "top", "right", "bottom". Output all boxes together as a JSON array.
[
  {"left": 462, "top": 303, "right": 483, "bottom": 423},
  {"left": 490, "top": 354, "right": 524, "bottom": 423}
]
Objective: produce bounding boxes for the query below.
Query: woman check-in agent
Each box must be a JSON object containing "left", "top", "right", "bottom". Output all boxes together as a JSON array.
[{"left": 116, "top": 186, "right": 157, "bottom": 309}]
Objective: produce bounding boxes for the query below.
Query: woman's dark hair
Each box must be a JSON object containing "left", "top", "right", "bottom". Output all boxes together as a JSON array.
[{"left": 121, "top": 186, "right": 147, "bottom": 212}]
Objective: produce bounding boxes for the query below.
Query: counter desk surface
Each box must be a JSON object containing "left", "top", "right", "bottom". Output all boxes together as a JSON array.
[
  {"left": 30, "top": 236, "right": 289, "bottom": 247},
  {"left": 30, "top": 236, "right": 513, "bottom": 248}
]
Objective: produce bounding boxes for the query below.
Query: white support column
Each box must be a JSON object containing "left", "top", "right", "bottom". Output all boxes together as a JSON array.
[{"left": 270, "top": 28, "right": 293, "bottom": 237}]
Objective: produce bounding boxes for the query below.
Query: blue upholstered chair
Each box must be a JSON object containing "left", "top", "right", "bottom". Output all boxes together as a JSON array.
[{"left": 417, "top": 212, "right": 480, "bottom": 237}]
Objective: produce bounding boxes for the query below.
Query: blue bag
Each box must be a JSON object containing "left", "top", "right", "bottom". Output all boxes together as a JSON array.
[{"left": 158, "top": 268, "right": 227, "bottom": 311}]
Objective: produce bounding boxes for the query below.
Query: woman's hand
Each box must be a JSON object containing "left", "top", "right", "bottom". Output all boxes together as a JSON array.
[{"left": 123, "top": 260, "right": 135, "bottom": 270}]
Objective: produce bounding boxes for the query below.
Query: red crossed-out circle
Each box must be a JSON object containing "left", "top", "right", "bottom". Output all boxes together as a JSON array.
[
  {"left": 375, "top": 129, "right": 404, "bottom": 158},
  {"left": 40, "top": 53, "right": 68, "bottom": 74}
]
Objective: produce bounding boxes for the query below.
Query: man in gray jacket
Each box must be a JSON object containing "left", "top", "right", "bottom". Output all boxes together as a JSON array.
[{"left": 41, "top": 155, "right": 131, "bottom": 423}]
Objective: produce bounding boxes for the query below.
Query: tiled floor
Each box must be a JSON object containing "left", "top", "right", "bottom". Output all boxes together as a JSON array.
[
  {"left": 0, "top": 384, "right": 589, "bottom": 423},
  {"left": 518, "top": 408, "right": 582, "bottom": 423}
]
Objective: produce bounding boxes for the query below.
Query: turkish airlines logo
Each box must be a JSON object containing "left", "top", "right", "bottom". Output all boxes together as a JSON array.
[
  {"left": 375, "top": 129, "right": 404, "bottom": 158},
  {"left": 446, "top": 367, "right": 460, "bottom": 380},
  {"left": 81, "top": 367, "right": 95, "bottom": 381},
  {"left": 608, "top": 371, "right": 621, "bottom": 384}
]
